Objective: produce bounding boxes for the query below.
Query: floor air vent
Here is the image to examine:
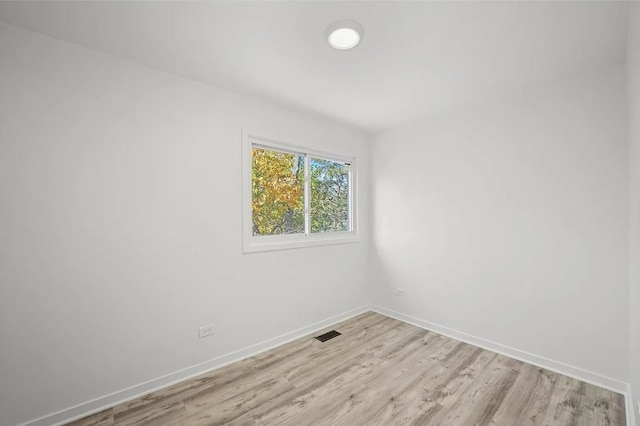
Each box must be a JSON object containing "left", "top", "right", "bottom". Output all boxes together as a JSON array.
[{"left": 315, "top": 330, "right": 341, "bottom": 342}]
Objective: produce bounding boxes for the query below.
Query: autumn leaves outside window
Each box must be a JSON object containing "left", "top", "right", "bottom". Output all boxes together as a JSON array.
[{"left": 251, "top": 145, "right": 352, "bottom": 237}]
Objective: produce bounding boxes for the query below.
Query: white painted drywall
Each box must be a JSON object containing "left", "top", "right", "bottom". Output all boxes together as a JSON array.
[
  {"left": 0, "top": 13, "right": 635, "bottom": 426},
  {"left": 628, "top": 4, "right": 640, "bottom": 423},
  {"left": 0, "top": 23, "right": 369, "bottom": 426},
  {"left": 371, "top": 67, "right": 629, "bottom": 384}
]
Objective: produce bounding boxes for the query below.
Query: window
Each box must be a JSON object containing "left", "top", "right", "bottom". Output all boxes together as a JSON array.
[{"left": 243, "top": 132, "right": 358, "bottom": 252}]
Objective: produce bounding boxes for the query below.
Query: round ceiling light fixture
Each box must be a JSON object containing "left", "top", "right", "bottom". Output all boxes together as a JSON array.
[{"left": 325, "top": 19, "right": 364, "bottom": 50}]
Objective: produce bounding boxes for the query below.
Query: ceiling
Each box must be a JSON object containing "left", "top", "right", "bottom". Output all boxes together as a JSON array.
[{"left": 0, "top": 1, "right": 630, "bottom": 132}]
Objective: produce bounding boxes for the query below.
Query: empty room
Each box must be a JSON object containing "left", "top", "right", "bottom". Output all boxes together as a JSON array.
[{"left": 1, "top": 1, "right": 639, "bottom": 425}]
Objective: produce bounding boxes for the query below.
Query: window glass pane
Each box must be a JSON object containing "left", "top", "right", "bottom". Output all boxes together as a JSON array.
[
  {"left": 310, "top": 157, "right": 350, "bottom": 233},
  {"left": 252, "top": 147, "right": 305, "bottom": 236}
]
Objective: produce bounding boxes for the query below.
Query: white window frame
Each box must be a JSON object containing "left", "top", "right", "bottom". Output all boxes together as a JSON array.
[{"left": 242, "top": 130, "right": 359, "bottom": 253}]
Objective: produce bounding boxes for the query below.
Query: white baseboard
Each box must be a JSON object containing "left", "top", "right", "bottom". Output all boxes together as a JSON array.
[
  {"left": 20, "top": 304, "right": 632, "bottom": 426},
  {"left": 627, "top": 384, "right": 638, "bottom": 426},
  {"left": 20, "top": 304, "right": 372, "bottom": 426},
  {"left": 371, "top": 305, "right": 629, "bottom": 395}
]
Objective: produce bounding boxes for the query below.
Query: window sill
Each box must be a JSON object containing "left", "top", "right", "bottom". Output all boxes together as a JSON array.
[{"left": 243, "top": 232, "right": 360, "bottom": 253}]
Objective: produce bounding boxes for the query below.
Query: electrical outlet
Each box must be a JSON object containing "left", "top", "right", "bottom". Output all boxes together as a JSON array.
[
  {"left": 396, "top": 288, "right": 407, "bottom": 297},
  {"left": 199, "top": 324, "right": 215, "bottom": 338}
]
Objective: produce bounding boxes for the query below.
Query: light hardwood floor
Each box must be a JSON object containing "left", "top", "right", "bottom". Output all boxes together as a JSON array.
[{"left": 69, "top": 312, "right": 626, "bottom": 426}]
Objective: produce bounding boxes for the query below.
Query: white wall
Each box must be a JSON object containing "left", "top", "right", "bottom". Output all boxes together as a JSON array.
[
  {"left": 371, "top": 67, "right": 629, "bottom": 385},
  {"left": 0, "top": 23, "right": 369, "bottom": 426},
  {"left": 628, "top": 3, "right": 640, "bottom": 423},
  {"left": 0, "top": 13, "right": 635, "bottom": 426}
]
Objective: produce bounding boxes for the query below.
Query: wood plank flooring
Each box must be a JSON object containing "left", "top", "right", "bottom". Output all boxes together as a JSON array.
[{"left": 68, "top": 312, "right": 626, "bottom": 426}]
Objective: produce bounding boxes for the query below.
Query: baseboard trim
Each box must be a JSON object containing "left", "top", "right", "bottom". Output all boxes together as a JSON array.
[
  {"left": 20, "top": 304, "right": 372, "bottom": 426},
  {"left": 371, "top": 305, "right": 628, "bottom": 395},
  {"left": 627, "top": 384, "right": 637, "bottom": 426},
  {"left": 20, "top": 304, "right": 631, "bottom": 426}
]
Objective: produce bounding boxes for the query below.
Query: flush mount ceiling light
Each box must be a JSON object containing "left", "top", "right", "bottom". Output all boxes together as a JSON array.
[{"left": 325, "top": 19, "right": 364, "bottom": 50}]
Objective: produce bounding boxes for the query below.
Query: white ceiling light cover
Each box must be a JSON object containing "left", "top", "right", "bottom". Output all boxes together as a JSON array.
[{"left": 325, "top": 19, "right": 364, "bottom": 50}]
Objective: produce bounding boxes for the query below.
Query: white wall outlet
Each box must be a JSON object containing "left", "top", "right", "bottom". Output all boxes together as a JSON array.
[
  {"left": 199, "top": 324, "right": 215, "bottom": 338},
  {"left": 396, "top": 288, "right": 407, "bottom": 297}
]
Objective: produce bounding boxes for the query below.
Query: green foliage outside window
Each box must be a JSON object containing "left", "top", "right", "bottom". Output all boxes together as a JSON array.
[{"left": 310, "top": 158, "right": 349, "bottom": 233}]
